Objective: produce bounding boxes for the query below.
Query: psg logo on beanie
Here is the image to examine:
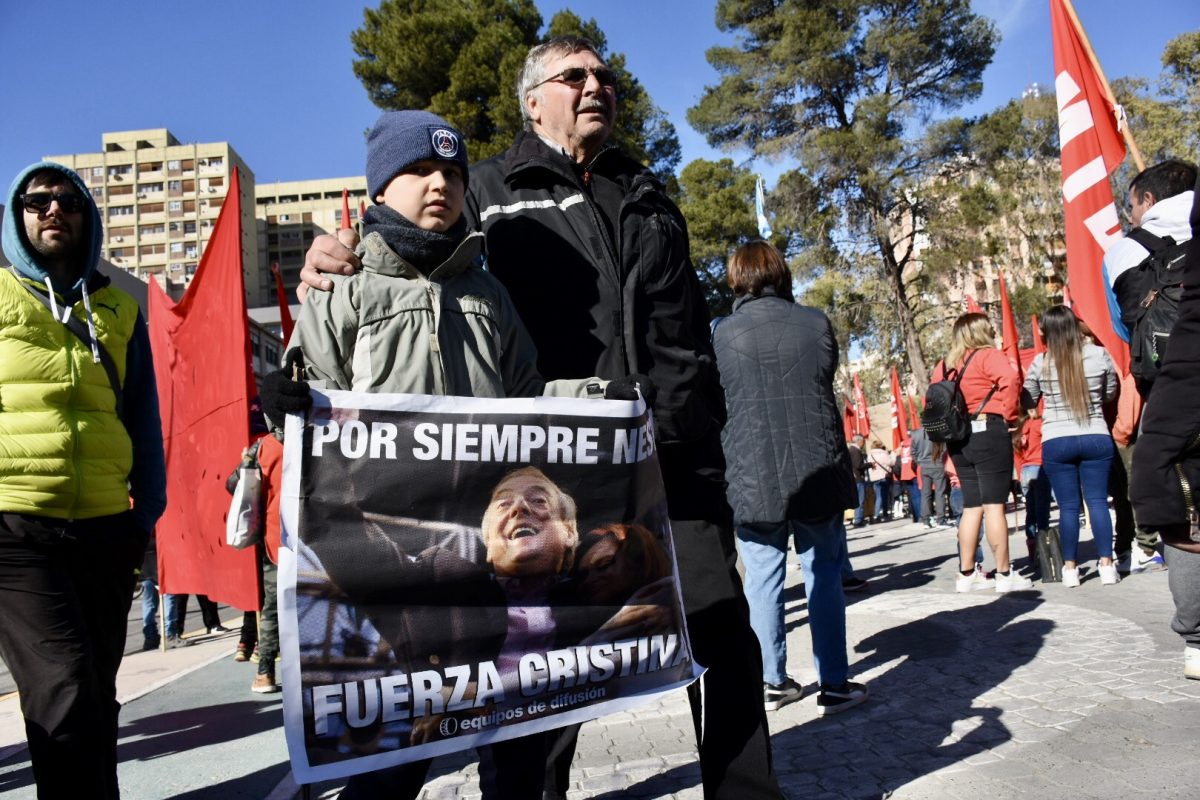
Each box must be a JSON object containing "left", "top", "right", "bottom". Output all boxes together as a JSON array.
[{"left": 431, "top": 129, "right": 460, "bottom": 159}]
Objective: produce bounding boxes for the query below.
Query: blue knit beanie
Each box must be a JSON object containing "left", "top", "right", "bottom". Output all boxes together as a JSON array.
[{"left": 366, "top": 111, "right": 470, "bottom": 199}]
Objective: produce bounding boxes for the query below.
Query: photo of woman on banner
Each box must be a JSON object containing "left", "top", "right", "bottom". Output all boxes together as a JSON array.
[{"left": 307, "top": 464, "right": 681, "bottom": 671}]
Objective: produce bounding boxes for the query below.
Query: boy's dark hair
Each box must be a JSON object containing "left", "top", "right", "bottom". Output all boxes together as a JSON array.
[{"left": 1129, "top": 159, "right": 1198, "bottom": 205}]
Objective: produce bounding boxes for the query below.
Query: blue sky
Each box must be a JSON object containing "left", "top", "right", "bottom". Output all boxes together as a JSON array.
[{"left": 1, "top": 1, "right": 1196, "bottom": 193}]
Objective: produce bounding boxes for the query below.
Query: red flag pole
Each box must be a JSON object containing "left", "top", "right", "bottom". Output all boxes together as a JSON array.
[
  {"left": 1031, "top": 314, "right": 1047, "bottom": 354},
  {"left": 907, "top": 393, "right": 921, "bottom": 430},
  {"left": 270, "top": 261, "right": 295, "bottom": 343},
  {"left": 852, "top": 373, "right": 871, "bottom": 438},
  {"left": 1058, "top": 0, "right": 1144, "bottom": 171},
  {"left": 1051, "top": 0, "right": 1131, "bottom": 375},
  {"left": 998, "top": 271, "right": 1023, "bottom": 382},
  {"left": 341, "top": 188, "right": 352, "bottom": 231},
  {"left": 889, "top": 367, "right": 906, "bottom": 449}
]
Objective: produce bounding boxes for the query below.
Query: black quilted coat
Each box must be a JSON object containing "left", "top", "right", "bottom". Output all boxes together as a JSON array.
[{"left": 713, "top": 290, "right": 857, "bottom": 525}]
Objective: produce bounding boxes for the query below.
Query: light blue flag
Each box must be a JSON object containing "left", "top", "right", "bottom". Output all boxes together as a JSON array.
[{"left": 755, "top": 176, "right": 772, "bottom": 239}]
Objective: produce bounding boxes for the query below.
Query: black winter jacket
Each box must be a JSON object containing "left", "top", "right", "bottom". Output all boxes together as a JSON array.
[
  {"left": 1131, "top": 175, "right": 1200, "bottom": 550},
  {"left": 713, "top": 291, "right": 857, "bottom": 524},
  {"left": 465, "top": 132, "right": 724, "bottom": 444}
]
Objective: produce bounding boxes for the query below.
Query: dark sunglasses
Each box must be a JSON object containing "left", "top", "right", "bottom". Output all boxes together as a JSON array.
[
  {"left": 20, "top": 192, "right": 86, "bottom": 214},
  {"left": 534, "top": 66, "right": 618, "bottom": 90}
]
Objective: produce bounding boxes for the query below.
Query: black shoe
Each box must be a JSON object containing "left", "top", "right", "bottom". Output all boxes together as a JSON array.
[
  {"left": 817, "top": 681, "right": 868, "bottom": 716},
  {"left": 852, "top": 520, "right": 866, "bottom": 529},
  {"left": 207, "top": 624, "right": 233, "bottom": 634},
  {"left": 764, "top": 677, "right": 805, "bottom": 711},
  {"left": 842, "top": 577, "right": 869, "bottom": 593},
  {"left": 142, "top": 637, "right": 160, "bottom": 651}
]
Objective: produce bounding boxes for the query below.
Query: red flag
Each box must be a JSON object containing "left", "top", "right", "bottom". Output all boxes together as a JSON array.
[
  {"left": 1050, "top": 0, "right": 1129, "bottom": 374},
  {"left": 270, "top": 262, "right": 295, "bottom": 343},
  {"left": 852, "top": 373, "right": 871, "bottom": 437},
  {"left": 148, "top": 168, "right": 259, "bottom": 610},
  {"left": 1031, "top": 314, "right": 1047, "bottom": 354},
  {"left": 907, "top": 394, "right": 921, "bottom": 430},
  {"left": 1061, "top": 283, "right": 1074, "bottom": 308},
  {"left": 341, "top": 188, "right": 352, "bottom": 230},
  {"left": 998, "top": 271, "right": 1022, "bottom": 381},
  {"left": 843, "top": 398, "right": 856, "bottom": 441},
  {"left": 965, "top": 295, "right": 983, "bottom": 313},
  {"left": 889, "top": 367, "right": 907, "bottom": 448},
  {"left": 359, "top": 199, "right": 367, "bottom": 220}
]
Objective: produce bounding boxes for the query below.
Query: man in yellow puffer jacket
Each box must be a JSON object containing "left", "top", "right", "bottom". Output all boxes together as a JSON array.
[{"left": 0, "top": 162, "right": 166, "bottom": 800}]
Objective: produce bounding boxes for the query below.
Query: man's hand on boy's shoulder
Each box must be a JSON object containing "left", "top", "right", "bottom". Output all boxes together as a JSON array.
[{"left": 300, "top": 229, "right": 361, "bottom": 296}]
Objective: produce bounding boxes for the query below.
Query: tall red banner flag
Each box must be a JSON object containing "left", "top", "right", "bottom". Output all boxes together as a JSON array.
[
  {"left": 271, "top": 262, "right": 295, "bottom": 343},
  {"left": 907, "top": 394, "right": 921, "bottom": 431},
  {"left": 965, "top": 295, "right": 983, "bottom": 314},
  {"left": 889, "top": 367, "right": 907, "bottom": 448},
  {"left": 148, "top": 168, "right": 259, "bottom": 610},
  {"left": 341, "top": 188, "right": 352, "bottom": 231},
  {"left": 1050, "top": 0, "right": 1130, "bottom": 374},
  {"left": 852, "top": 373, "right": 871, "bottom": 438},
  {"left": 843, "top": 398, "right": 856, "bottom": 442},
  {"left": 998, "top": 270, "right": 1023, "bottom": 382},
  {"left": 1031, "top": 314, "right": 1047, "bottom": 354}
]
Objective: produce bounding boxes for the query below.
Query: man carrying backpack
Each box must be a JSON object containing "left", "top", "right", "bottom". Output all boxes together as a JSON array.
[{"left": 1105, "top": 159, "right": 1196, "bottom": 399}]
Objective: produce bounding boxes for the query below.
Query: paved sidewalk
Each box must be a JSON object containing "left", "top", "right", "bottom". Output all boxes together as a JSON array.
[{"left": 0, "top": 516, "right": 1194, "bottom": 799}]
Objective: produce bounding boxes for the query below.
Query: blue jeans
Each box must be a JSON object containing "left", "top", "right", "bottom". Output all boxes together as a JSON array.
[
  {"left": 1020, "top": 464, "right": 1052, "bottom": 538},
  {"left": 853, "top": 481, "right": 866, "bottom": 524},
  {"left": 737, "top": 515, "right": 848, "bottom": 686},
  {"left": 871, "top": 481, "right": 889, "bottom": 519},
  {"left": 140, "top": 580, "right": 182, "bottom": 641},
  {"left": 1042, "top": 434, "right": 1114, "bottom": 562}
]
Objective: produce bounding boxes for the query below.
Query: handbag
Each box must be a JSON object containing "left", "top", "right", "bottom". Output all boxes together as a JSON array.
[
  {"left": 1035, "top": 525, "right": 1064, "bottom": 583},
  {"left": 225, "top": 465, "right": 265, "bottom": 549}
]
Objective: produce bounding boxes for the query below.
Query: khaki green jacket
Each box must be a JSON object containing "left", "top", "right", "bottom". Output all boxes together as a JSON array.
[{"left": 291, "top": 231, "right": 600, "bottom": 398}]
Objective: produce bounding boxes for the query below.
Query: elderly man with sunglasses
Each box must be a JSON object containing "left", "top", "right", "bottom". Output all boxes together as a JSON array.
[
  {"left": 302, "top": 36, "right": 782, "bottom": 800},
  {"left": 0, "top": 163, "right": 166, "bottom": 799}
]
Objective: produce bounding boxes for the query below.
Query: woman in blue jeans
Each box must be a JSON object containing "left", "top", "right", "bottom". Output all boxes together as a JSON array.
[{"left": 1023, "top": 306, "right": 1119, "bottom": 586}]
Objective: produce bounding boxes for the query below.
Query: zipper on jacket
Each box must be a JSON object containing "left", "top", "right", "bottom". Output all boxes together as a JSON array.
[
  {"left": 1175, "top": 431, "right": 1200, "bottom": 542},
  {"left": 425, "top": 283, "right": 448, "bottom": 394},
  {"left": 65, "top": 313, "right": 83, "bottom": 519}
]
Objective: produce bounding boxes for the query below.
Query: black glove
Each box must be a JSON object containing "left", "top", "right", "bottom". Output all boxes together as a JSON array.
[
  {"left": 604, "top": 373, "right": 658, "bottom": 405},
  {"left": 260, "top": 349, "right": 312, "bottom": 424}
]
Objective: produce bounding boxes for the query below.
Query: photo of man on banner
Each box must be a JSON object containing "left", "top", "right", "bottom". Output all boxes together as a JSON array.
[{"left": 277, "top": 390, "right": 697, "bottom": 783}]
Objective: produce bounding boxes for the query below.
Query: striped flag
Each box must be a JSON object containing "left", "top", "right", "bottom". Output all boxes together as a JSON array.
[
  {"left": 1050, "top": 0, "right": 1130, "bottom": 374},
  {"left": 755, "top": 176, "right": 772, "bottom": 239}
]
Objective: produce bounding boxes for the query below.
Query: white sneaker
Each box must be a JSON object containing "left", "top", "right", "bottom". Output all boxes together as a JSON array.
[
  {"left": 1098, "top": 564, "right": 1120, "bottom": 585},
  {"left": 955, "top": 566, "right": 993, "bottom": 593},
  {"left": 1186, "top": 647, "right": 1200, "bottom": 681},
  {"left": 995, "top": 571, "right": 1034, "bottom": 593},
  {"left": 1131, "top": 548, "right": 1167, "bottom": 573},
  {"left": 1061, "top": 566, "right": 1080, "bottom": 587}
]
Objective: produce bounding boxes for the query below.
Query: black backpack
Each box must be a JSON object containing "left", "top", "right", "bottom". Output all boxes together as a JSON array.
[
  {"left": 921, "top": 351, "right": 996, "bottom": 443},
  {"left": 1113, "top": 228, "right": 1189, "bottom": 396}
]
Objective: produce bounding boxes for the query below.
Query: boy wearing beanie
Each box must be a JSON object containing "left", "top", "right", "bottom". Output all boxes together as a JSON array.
[
  {"left": 275, "top": 112, "right": 645, "bottom": 799},
  {"left": 288, "top": 110, "right": 590, "bottom": 399}
]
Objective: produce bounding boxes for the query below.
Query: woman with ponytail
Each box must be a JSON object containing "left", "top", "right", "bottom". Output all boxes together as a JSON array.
[{"left": 1024, "top": 305, "right": 1120, "bottom": 586}]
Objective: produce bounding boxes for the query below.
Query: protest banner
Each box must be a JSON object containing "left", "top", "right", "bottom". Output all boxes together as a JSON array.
[{"left": 278, "top": 390, "right": 699, "bottom": 782}]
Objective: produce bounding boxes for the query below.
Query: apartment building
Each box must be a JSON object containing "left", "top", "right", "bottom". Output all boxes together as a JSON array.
[
  {"left": 45, "top": 129, "right": 258, "bottom": 301},
  {"left": 255, "top": 177, "right": 368, "bottom": 302}
]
